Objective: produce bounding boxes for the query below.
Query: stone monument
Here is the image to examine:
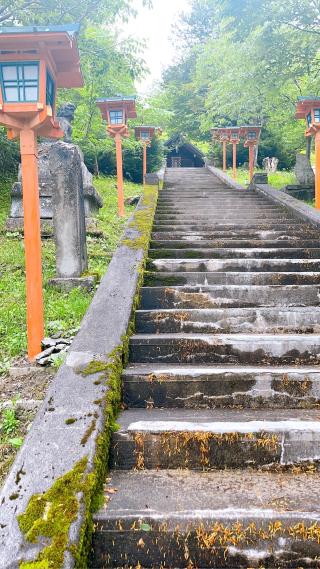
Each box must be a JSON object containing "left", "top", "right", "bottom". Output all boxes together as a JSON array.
[
  {"left": 48, "top": 141, "right": 94, "bottom": 290},
  {"left": 6, "top": 103, "right": 103, "bottom": 234},
  {"left": 294, "top": 153, "right": 315, "bottom": 187},
  {"left": 283, "top": 153, "right": 315, "bottom": 201}
]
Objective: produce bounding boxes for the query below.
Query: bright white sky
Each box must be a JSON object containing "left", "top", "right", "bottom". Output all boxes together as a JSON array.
[{"left": 121, "top": 0, "right": 190, "bottom": 96}]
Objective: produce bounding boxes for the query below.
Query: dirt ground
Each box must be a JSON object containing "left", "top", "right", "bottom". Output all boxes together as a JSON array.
[{"left": 0, "top": 360, "right": 54, "bottom": 487}]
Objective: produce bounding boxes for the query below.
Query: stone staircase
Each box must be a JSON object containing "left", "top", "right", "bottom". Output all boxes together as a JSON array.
[{"left": 90, "top": 168, "right": 320, "bottom": 568}]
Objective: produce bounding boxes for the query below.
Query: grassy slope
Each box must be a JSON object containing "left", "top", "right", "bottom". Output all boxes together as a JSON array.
[
  {"left": 0, "top": 176, "right": 142, "bottom": 370},
  {"left": 227, "top": 168, "right": 296, "bottom": 189}
]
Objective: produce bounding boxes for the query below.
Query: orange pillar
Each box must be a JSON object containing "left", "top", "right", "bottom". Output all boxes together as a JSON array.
[
  {"left": 249, "top": 144, "right": 255, "bottom": 182},
  {"left": 222, "top": 140, "right": 227, "bottom": 172},
  {"left": 315, "top": 131, "right": 320, "bottom": 209},
  {"left": 143, "top": 142, "right": 147, "bottom": 185},
  {"left": 232, "top": 142, "right": 237, "bottom": 179},
  {"left": 114, "top": 133, "right": 125, "bottom": 217},
  {"left": 20, "top": 129, "right": 44, "bottom": 359}
]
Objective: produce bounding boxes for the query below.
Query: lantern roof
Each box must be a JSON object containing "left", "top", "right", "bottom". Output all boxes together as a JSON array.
[
  {"left": 134, "top": 125, "right": 162, "bottom": 133},
  {"left": 0, "top": 23, "right": 83, "bottom": 88},
  {"left": 96, "top": 96, "right": 137, "bottom": 119},
  {"left": 296, "top": 97, "right": 320, "bottom": 119}
]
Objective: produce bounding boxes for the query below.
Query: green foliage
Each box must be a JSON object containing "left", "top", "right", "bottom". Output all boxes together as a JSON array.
[
  {"left": 160, "top": 0, "right": 319, "bottom": 168},
  {"left": 0, "top": 175, "right": 142, "bottom": 368},
  {"left": 1, "top": 405, "right": 19, "bottom": 435},
  {"left": 0, "top": 0, "right": 147, "bottom": 26}
]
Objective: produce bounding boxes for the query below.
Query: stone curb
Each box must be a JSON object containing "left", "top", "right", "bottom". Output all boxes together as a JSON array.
[{"left": 0, "top": 184, "right": 159, "bottom": 568}]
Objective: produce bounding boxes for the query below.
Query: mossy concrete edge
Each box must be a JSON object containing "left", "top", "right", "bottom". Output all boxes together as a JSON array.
[{"left": 0, "top": 183, "right": 159, "bottom": 569}]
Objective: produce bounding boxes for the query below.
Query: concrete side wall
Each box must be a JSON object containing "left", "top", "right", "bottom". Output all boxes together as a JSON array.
[
  {"left": 0, "top": 185, "right": 158, "bottom": 568},
  {"left": 255, "top": 183, "right": 320, "bottom": 228}
]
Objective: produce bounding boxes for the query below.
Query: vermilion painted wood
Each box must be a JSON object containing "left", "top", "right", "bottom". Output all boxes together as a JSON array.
[
  {"left": 232, "top": 141, "right": 237, "bottom": 180},
  {"left": 222, "top": 139, "right": 227, "bottom": 172},
  {"left": 115, "top": 133, "right": 125, "bottom": 217},
  {"left": 143, "top": 142, "right": 147, "bottom": 185},
  {"left": 97, "top": 98, "right": 137, "bottom": 217},
  {"left": 20, "top": 130, "right": 44, "bottom": 359}
]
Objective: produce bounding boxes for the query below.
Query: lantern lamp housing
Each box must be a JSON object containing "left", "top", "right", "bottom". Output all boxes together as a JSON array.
[
  {"left": 0, "top": 24, "right": 83, "bottom": 123},
  {"left": 134, "top": 125, "right": 161, "bottom": 142},
  {"left": 96, "top": 96, "right": 137, "bottom": 130},
  {"left": 295, "top": 97, "right": 320, "bottom": 135}
]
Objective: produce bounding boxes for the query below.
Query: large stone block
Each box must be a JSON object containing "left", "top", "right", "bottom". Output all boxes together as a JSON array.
[
  {"left": 49, "top": 141, "right": 88, "bottom": 279},
  {"left": 294, "top": 153, "right": 315, "bottom": 186},
  {"left": 7, "top": 140, "right": 103, "bottom": 227}
]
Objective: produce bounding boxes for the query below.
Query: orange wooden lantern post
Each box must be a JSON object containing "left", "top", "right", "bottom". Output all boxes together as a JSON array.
[
  {"left": 241, "top": 125, "right": 261, "bottom": 182},
  {"left": 134, "top": 126, "right": 162, "bottom": 184},
  {"left": 296, "top": 97, "right": 320, "bottom": 209},
  {"left": 96, "top": 96, "right": 137, "bottom": 216},
  {"left": 228, "top": 128, "right": 241, "bottom": 180},
  {"left": 220, "top": 132, "right": 229, "bottom": 172},
  {"left": 0, "top": 25, "right": 83, "bottom": 359},
  {"left": 211, "top": 127, "right": 229, "bottom": 172}
]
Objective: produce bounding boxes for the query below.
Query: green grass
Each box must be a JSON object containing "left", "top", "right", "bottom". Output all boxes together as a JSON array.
[
  {"left": 0, "top": 175, "right": 142, "bottom": 369},
  {"left": 227, "top": 168, "right": 296, "bottom": 189}
]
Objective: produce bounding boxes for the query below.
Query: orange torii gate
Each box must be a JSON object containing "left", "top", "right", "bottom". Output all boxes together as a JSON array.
[{"left": 212, "top": 125, "right": 261, "bottom": 182}]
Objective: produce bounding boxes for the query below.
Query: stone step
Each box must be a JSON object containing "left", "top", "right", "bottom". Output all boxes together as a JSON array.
[
  {"left": 135, "top": 307, "right": 320, "bottom": 334},
  {"left": 110, "top": 408, "right": 320, "bottom": 470},
  {"left": 150, "top": 239, "right": 320, "bottom": 249},
  {"left": 149, "top": 248, "right": 320, "bottom": 260},
  {"left": 156, "top": 205, "right": 282, "bottom": 212},
  {"left": 152, "top": 221, "right": 303, "bottom": 231},
  {"left": 140, "top": 285, "right": 320, "bottom": 309},
  {"left": 154, "top": 214, "right": 292, "bottom": 222},
  {"left": 144, "top": 271, "right": 320, "bottom": 286},
  {"left": 151, "top": 229, "right": 320, "bottom": 240},
  {"left": 129, "top": 333, "right": 320, "bottom": 365},
  {"left": 91, "top": 469, "right": 320, "bottom": 568},
  {"left": 123, "top": 363, "right": 320, "bottom": 409},
  {"left": 148, "top": 258, "right": 320, "bottom": 273}
]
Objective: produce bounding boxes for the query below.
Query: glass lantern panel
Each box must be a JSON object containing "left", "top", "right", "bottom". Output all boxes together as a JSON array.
[
  {"left": 2, "top": 66, "right": 18, "bottom": 80},
  {"left": 109, "top": 110, "right": 124, "bottom": 125},
  {"left": 0, "top": 62, "right": 39, "bottom": 102},
  {"left": 307, "top": 112, "right": 312, "bottom": 126},
  {"left": 24, "top": 65, "right": 38, "bottom": 80},
  {"left": 25, "top": 86, "right": 38, "bottom": 100},
  {"left": 5, "top": 87, "right": 19, "bottom": 101},
  {"left": 141, "top": 131, "right": 150, "bottom": 140},
  {"left": 46, "top": 70, "right": 55, "bottom": 108},
  {"left": 231, "top": 133, "right": 239, "bottom": 139},
  {"left": 248, "top": 131, "right": 257, "bottom": 140},
  {"left": 314, "top": 109, "right": 320, "bottom": 123}
]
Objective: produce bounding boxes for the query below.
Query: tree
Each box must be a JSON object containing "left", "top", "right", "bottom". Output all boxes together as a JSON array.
[
  {"left": 0, "top": 0, "right": 151, "bottom": 26},
  {"left": 158, "top": 0, "right": 320, "bottom": 168}
]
